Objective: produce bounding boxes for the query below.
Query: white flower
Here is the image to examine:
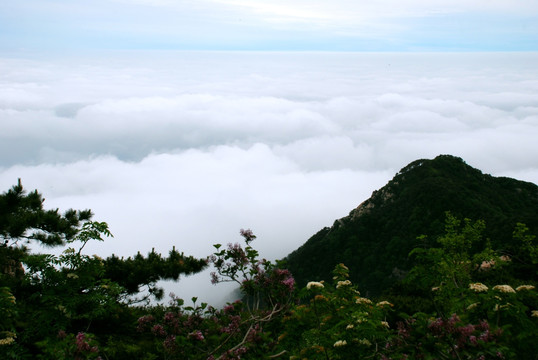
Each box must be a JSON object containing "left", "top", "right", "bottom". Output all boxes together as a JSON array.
[
  {"left": 466, "top": 302, "right": 479, "bottom": 310},
  {"left": 381, "top": 321, "right": 390, "bottom": 328},
  {"left": 346, "top": 324, "right": 354, "bottom": 330},
  {"left": 479, "top": 260, "right": 495, "bottom": 271},
  {"left": 531, "top": 310, "right": 538, "bottom": 318},
  {"left": 306, "top": 281, "right": 324, "bottom": 290},
  {"left": 333, "top": 340, "right": 347, "bottom": 347},
  {"left": 336, "top": 280, "right": 352, "bottom": 289},
  {"left": 376, "top": 301, "right": 393, "bottom": 307},
  {"left": 0, "top": 337, "right": 15, "bottom": 346},
  {"left": 493, "top": 285, "right": 516, "bottom": 294},
  {"left": 516, "top": 285, "right": 535, "bottom": 291},
  {"left": 356, "top": 297, "right": 372, "bottom": 305},
  {"left": 469, "top": 283, "right": 488, "bottom": 292}
]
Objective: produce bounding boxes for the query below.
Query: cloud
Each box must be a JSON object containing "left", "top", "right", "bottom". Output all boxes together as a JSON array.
[
  {"left": 1, "top": 51, "right": 538, "bottom": 305},
  {"left": 0, "top": 146, "right": 392, "bottom": 305}
]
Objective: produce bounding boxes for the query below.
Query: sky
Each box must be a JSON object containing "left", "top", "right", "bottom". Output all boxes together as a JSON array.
[
  {"left": 1, "top": 1, "right": 538, "bottom": 305},
  {"left": 0, "top": 0, "right": 537, "bottom": 51}
]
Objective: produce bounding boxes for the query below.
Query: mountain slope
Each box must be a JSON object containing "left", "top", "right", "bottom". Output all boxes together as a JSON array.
[{"left": 284, "top": 155, "right": 538, "bottom": 296}]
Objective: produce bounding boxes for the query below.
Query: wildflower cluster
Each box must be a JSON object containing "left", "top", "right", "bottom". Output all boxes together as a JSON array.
[
  {"left": 138, "top": 293, "right": 272, "bottom": 359},
  {"left": 209, "top": 229, "right": 296, "bottom": 308},
  {"left": 138, "top": 230, "right": 295, "bottom": 359},
  {"left": 516, "top": 285, "right": 535, "bottom": 291},
  {"left": 75, "top": 332, "right": 100, "bottom": 355},
  {"left": 336, "top": 280, "right": 351, "bottom": 289},
  {"left": 306, "top": 281, "right": 324, "bottom": 290},
  {"left": 469, "top": 282, "right": 489, "bottom": 292},
  {"left": 493, "top": 285, "right": 516, "bottom": 294},
  {"left": 333, "top": 340, "right": 347, "bottom": 347},
  {"left": 280, "top": 263, "right": 395, "bottom": 359},
  {"left": 385, "top": 314, "right": 506, "bottom": 359},
  {"left": 0, "top": 332, "right": 16, "bottom": 346},
  {"left": 36, "top": 331, "right": 102, "bottom": 359}
]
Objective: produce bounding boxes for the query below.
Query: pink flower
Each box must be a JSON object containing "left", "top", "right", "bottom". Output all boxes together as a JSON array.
[
  {"left": 189, "top": 330, "right": 205, "bottom": 341},
  {"left": 163, "top": 335, "right": 176, "bottom": 351},
  {"left": 164, "top": 312, "right": 176, "bottom": 322},
  {"left": 221, "top": 315, "right": 241, "bottom": 334},
  {"left": 76, "top": 332, "right": 91, "bottom": 352},
  {"left": 239, "top": 229, "right": 256, "bottom": 243},
  {"left": 210, "top": 271, "right": 220, "bottom": 284},
  {"left": 282, "top": 276, "right": 295, "bottom": 292},
  {"left": 151, "top": 324, "right": 166, "bottom": 337},
  {"left": 469, "top": 335, "right": 478, "bottom": 345},
  {"left": 137, "top": 315, "right": 155, "bottom": 331}
]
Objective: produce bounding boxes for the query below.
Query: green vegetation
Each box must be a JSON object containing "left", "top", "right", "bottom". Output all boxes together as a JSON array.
[
  {"left": 284, "top": 155, "right": 538, "bottom": 296},
  {"left": 0, "top": 180, "right": 207, "bottom": 358},
  {"left": 1, "top": 155, "right": 537, "bottom": 358}
]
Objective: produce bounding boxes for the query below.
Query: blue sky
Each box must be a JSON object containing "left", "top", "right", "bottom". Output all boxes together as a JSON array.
[{"left": 1, "top": 0, "right": 537, "bottom": 51}]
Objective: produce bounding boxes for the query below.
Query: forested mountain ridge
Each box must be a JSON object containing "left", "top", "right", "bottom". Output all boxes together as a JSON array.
[{"left": 284, "top": 155, "right": 538, "bottom": 296}]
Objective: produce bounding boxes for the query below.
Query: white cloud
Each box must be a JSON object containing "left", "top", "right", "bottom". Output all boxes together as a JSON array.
[{"left": 1, "top": 51, "right": 538, "bottom": 305}]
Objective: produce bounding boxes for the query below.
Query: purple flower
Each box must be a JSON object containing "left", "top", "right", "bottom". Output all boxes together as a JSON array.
[
  {"left": 221, "top": 315, "right": 241, "bottom": 334},
  {"left": 478, "top": 320, "right": 490, "bottom": 331},
  {"left": 189, "top": 330, "right": 205, "bottom": 341},
  {"left": 469, "top": 335, "right": 478, "bottom": 345},
  {"left": 163, "top": 335, "right": 177, "bottom": 351},
  {"left": 479, "top": 330, "right": 491, "bottom": 342},
  {"left": 210, "top": 271, "right": 220, "bottom": 284},
  {"left": 151, "top": 324, "right": 166, "bottom": 337},
  {"left": 282, "top": 276, "right": 296, "bottom": 292},
  {"left": 164, "top": 312, "right": 176, "bottom": 322},
  {"left": 137, "top": 315, "right": 155, "bottom": 331},
  {"left": 240, "top": 228, "right": 256, "bottom": 243},
  {"left": 76, "top": 332, "right": 91, "bottom": 352}
]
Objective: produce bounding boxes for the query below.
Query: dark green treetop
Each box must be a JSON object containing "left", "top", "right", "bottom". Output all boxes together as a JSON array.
[
  {"left": 0, "top": 179, "right": 92, "bottom": 248},
  {"left": 284, "top": 155, "right": 538, "bottom": 297}
]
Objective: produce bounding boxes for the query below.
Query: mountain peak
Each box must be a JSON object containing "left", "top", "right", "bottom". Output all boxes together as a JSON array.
[
  {"left": 284, "top": 155, "right": 538, "bottom": 296},
  {"left": 350, "top": 155, "right": 476, "bottom": 220}
]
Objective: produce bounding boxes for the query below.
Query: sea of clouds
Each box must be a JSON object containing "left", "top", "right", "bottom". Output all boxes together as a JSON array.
[{"left": 1, "top": 51, "right": 537, "bottom": 305}]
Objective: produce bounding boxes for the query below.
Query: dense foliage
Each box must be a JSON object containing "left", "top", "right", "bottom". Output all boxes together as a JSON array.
[
  {"left": 1, "top": 155, "right": 537, "bottom": 359},
  {"left": 0, "top": 181, "right": 207, "bottom": 358}
]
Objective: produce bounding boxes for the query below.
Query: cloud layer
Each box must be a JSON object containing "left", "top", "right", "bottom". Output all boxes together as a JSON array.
[{"left": 1, "top": 51, "right": 537, "bottom": 304}]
